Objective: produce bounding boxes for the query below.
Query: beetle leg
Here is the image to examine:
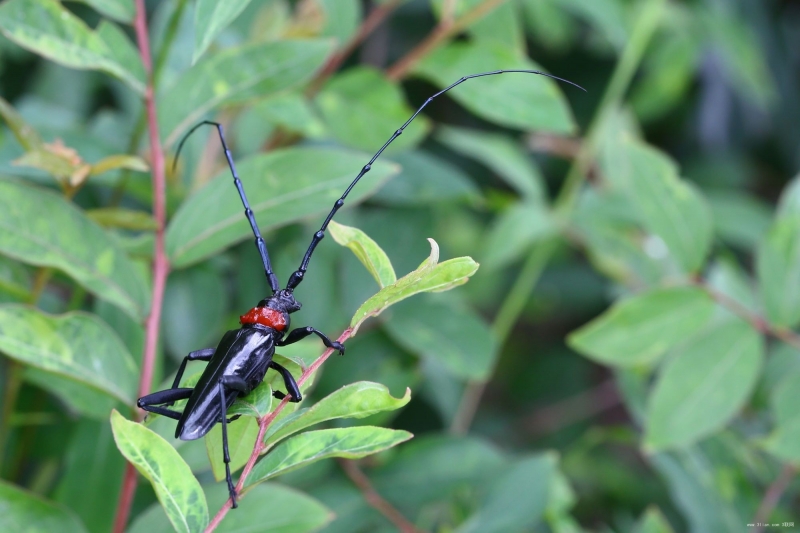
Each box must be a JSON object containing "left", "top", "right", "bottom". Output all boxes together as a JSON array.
[
  {"left": 169, "top": 348, "right": 215, "bottom": 392},
  {"left": 137, "top": 388, "right": 193, "bottom": 419},
  {"left": 219, "top": 375, "right": 249, "bottom": 423},
  {"left": 218, "top": 382, "right": 238, "bottom": 509},
  {"left": 277, "top": 326, "right": 345, "bottom": 356},
  {"left": 269, "top": 362, "right": 302, "bottom": 402}
]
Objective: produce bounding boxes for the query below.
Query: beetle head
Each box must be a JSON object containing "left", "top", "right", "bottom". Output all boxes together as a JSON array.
[{"left": 260, "top": 289, "right": 302, "bottom": 314}]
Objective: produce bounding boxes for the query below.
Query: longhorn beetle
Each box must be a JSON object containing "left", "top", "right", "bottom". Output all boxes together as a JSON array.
[{"left": 137, "top": 70, "right": 584, "bottom": 508}]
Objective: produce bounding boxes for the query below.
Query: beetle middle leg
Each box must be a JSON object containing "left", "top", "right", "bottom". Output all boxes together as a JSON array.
[
  {"left": 269, "top": 361, "right": 302, "bottom": 403},
  {"left": 277, "top": 326, "right": 345, "bottom": 355}
]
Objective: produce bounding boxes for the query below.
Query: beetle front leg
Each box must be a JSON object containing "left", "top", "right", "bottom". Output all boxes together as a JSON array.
[{"left": 277, "top": 326, "right": 345, "bottom": 355}]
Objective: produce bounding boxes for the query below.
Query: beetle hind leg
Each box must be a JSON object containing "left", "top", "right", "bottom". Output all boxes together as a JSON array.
[
  {"left": 218, "top": 382, "right": 238, "bottom": 508},
  {"left": 137, "top": 388, "right": 193, "bottom": 420}
]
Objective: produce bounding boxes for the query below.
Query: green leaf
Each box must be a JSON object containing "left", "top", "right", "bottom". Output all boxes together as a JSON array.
[
  {"left": 559, "top": 0, "right": 629, "bottom": 50},
  {"left": 0, "top": 305, "right": 138, "bottom": 404},
  {"left": 90, "top": 154, "right": 149, "bottom": 176},
  {"left": 761, "top": 368, "right": 800, "bottom": 462},
  {"left": 705, "top": 190, "right": 772, "bottom": 249},
  {"left": 110, "top": 410, "right": 209, "bottom": 533},
  {"left": 161, "top": 39, "right": 333, "bottom": 146},
  {"left": 456, "top": 454, "right": 555, "bottom": 533},
  {"left": 166, "top": 147, "right": 398, "bottom": 268},
  {"left": 568, "top": 287, "right": 716, "bottom": 367},
  {"left": 757, "top": 215, "right": 800, "bottom": 329},
  {"left": 317, "top": 66, "right": 430, "bottom": 153},
  {"left": 350, "top": 238, "right": 480, "bottom": 334},
  {"left": 53, "top": 419, "right": 126, "bottom": 533},
  {"left": 193, "top": 0, "right": 253, "bottom": 63},
  {"left": 469, "top": 1, "right": 526, "bottom": 53},
  {"left": 414, "top": 42, "right": 576, "bottom": 134},
  {"left": 23, "top": 367, "right": 117, "bottom": 419},
  {"left": 206, "top": 416, "right": 259, "bottom": 483},
  {"left": 0, "top": 0, "right": 144, "bottom": 93},
  {"left": 0, "top": 480, "right": 88, "bottom": 533},
  {"left": 0, "top": 179, "right": 150, "bottom": 319},
  {"left": 373, "top": 150, "right": 478, "bottom": 206},
  {"left": 329, "top": 220, "right": 396, "bottom": 288},
  {"left": 644, "top": 319, "right": 763, "bottom": 451},
  {"left": 229, "top": 380, "right": 273, "bottom": 419},
  {"left": 520, "top": 0, "right": 577, "bottom": 51},
  {"left": 371, "top": 434, "right": 506, "bottom": 507},
  {"left": 86, "top": 207, "right": 158, "bottom": 231},
  {"left": 384, "top": 298, "right": 497, "bottom": 381},
  {"left": 0, "top": 255, "right": 31, "bottom": 301},
  {"left": 131, "top": 483, "right": 333, "bottom": 533},
  {"left": 650, "top": 445, "right": 751, "bottom": 533},
  {"left": 636, "top": 507, "right": 676, "bottom": 533},
  {"left": 631, "top": 32, "right": 699, "bottom": 122},
  {"left": 436, "top": 125, "right": 546, "bottom": 201},
  {"left": 73, "top": 0, "right": 134, "bottom": 23},
  {"left": 483, "top": 201, "right": 556, "bottom": 270},
  {"left": 252, "top": 92, "right": 326, "bottom": 138},
  {"left": 701, "top": 6, "right": 775, "bottom": 110},
  {"left": 246, "top": 427, "right": 412, "bottom": 487},
  {"left": 0, "top": 95, "right": 43, "bottom": 150},
  {"left": 95, "top": 20, "right": 146, "bottom": 89},
  {"left": 162, "top": 264, "right": 227, "bottom": 357},
  {"left": 264, "top": 381, "right": 411, "bottom": 446},
  {"left": 318, "top": 0, "right": 361, "bottom": 45},
  {"left": 607, "top": 139, "right": 713, "bottom": 273},
  {"left": 208, "top": 483, "right": 333, "bottom": 533}
]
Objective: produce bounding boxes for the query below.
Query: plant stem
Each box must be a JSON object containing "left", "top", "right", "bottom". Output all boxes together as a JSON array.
[
  {"left": 110, "top": 0, "right": 187, "bottom": 206},
  {"left": 307, "top": 0, "right": 402, "bottom": 95},
  {"left": 205, "top": 329, "right": 353, "bottom": 532},
  {"left": 339, "top": 458, "right": 425, "bottom": 533},
  {"left": 753, "top": 464, "right": 796, "bottom": 533},
  {"left": 449, "top": 0, "right": 667, "bottom": 435},
  {"left": 112, "top": 1, "right": 170, "bottom": 532},
  {"left": 0, "top": 267, "right": 52, "bottom": 476},
  {"left": 385, "top": 0, "right": 509, "bottom": 81},
  {"left": 699, "top": 282, "right": 800, "bottom": 350}
]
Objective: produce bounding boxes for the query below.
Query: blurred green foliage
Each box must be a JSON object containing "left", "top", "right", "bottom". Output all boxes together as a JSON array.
[{"left": 1, "top": 0, "right": 799, "bottom": 532}]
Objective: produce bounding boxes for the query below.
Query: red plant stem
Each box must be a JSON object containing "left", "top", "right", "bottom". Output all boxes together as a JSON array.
[
  {"left": 698, "top": 282, "right": 800, "bottom": 350},
  {"left": 205, "top": 328, "right": 353, "bottom": 532},
  {"left": 338, "top": 458, "right": 424, "bottom": 533},
  {"left": 753, "top": 464, "right": 796, "bottom": 532},
  {"left": 112, "top": 1, "right": 170, "bottom": 532},
  {"left": 307, "top": 0, "right": 402, "bottom": 95},
  {"left": 385, "top": 0, "right": 508, "bottom": 81}
]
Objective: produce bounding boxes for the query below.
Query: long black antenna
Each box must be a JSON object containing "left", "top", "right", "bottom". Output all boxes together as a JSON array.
[
  {"left": 174, "top": 121, "right": 280, "bottom": 293},
  {"left": 284, "top": 69, "right": 585, "bottom": 290}
]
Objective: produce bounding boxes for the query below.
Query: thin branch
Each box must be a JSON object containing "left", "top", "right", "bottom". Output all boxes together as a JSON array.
[
  {"left": 113, "top": 1, "right": 170, "bottom": 532},
  {"left": 386, "top": 0, "right": 509, "bottom": 81},
  {"left": 338, "top": 458, "right": 425, "bottom": 533},
  {"left": 753, "top": 464, "right": 796, "bottom": 533},
  {"left": 527, "top": 132, "right": 582, "bottom": 160},
  {"left": 698, "top": 282, "right": 800, "bottom": 351},
  {"left": 205, "top": 328, "right": 354, "bottom": 533},
  {"left": 521, "top": 379, "right": 620, "bottom": 437},
  {"left": 449, "top": 0, "right": 668, "bottom": 435},
  {"left": 307, "top": 0, "right": 403, "bottom": 95}
]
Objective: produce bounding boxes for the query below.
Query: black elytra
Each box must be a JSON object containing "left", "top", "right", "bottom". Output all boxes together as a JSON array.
[{"left": 136, "top": 69, "right": 584, "bottom": 509}]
